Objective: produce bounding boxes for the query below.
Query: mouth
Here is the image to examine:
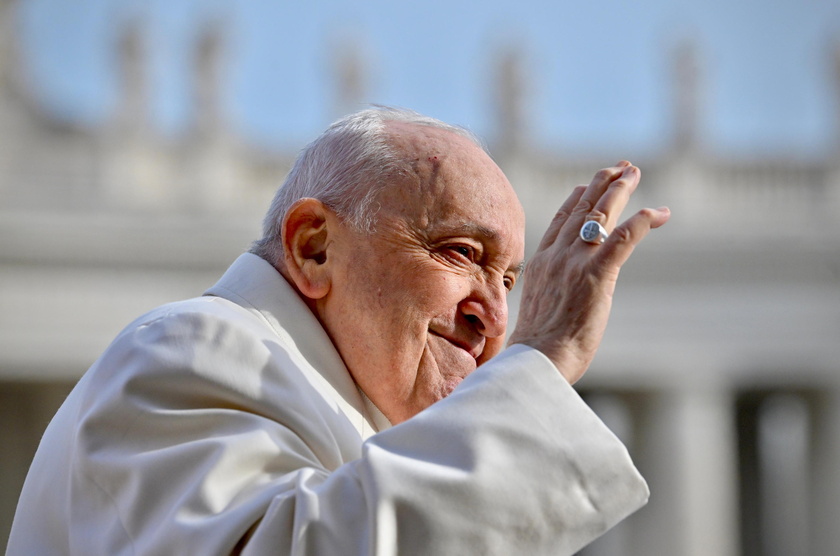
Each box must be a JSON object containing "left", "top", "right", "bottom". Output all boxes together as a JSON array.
[{"left": 428, "top": 330, "right": 483, "bottom": 360}]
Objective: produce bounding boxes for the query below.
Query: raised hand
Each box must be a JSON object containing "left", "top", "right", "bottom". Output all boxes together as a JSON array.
[{"left": 508, "top": 161, "right": 670, "bottom": 384}]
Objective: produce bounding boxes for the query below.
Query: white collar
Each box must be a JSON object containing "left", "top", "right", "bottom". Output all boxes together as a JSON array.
[{"left": 204, "top": 253, "right": 392, "bottom": 437}]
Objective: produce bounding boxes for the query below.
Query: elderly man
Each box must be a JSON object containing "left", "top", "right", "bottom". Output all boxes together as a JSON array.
[{"left": 9, "top": 107, "right": 669, "bottom": 555}]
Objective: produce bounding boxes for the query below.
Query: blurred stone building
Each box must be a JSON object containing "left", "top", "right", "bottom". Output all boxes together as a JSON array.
[{"left": 1, "top": 3, "right": 839, "bottom": 555}]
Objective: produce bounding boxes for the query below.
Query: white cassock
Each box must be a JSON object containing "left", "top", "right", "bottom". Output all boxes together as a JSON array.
[{"left": 8, "top": 253, "right": 648, "bottom": 556}]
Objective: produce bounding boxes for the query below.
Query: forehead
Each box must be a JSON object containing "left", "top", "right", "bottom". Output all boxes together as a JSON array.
[{"left": 378, "top": 122, "right": 525, "bottom": 251}]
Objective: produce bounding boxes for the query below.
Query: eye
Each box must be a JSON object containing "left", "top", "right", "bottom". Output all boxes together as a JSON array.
[
  {"left": 446, "top": 244, "right": 476, "bottom": 262},
  {"left": 503, "top": 275, "right": 515, "bottom": 291}
]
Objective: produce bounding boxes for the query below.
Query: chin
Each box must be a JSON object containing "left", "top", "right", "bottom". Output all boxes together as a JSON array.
[{"left": 441, "top": 373, "right": 468, "bottom": 399}]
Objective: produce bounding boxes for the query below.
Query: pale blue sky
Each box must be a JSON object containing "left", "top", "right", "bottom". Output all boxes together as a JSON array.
[{"left": 16, "top": 0, "right": 840, "bottom": 158}]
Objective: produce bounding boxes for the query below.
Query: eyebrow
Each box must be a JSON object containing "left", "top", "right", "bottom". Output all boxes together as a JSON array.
[{"left": 449, "top": 222, "right": 500, "bottom": 241}]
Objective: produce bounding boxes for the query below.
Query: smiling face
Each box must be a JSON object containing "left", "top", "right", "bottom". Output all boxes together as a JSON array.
[{"left": 314, "top": 122, "right": 526, "bottom": 424}]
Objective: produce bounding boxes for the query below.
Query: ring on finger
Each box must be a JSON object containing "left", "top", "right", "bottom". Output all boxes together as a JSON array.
[{"left": 580, "top": 220, "right": 608, "bottom": 245}]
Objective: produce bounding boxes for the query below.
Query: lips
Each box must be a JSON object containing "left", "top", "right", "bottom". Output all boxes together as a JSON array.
[{"left": 428, "top": 329, "right": 483, "bottom": 360}]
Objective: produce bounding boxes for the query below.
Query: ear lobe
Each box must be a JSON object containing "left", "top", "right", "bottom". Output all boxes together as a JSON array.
[{"left": 282, "top": 198, "right": 333, "bottom": 300}]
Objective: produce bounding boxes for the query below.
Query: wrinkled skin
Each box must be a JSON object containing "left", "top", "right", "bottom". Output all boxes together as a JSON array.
[
  {"left": 508, "top": 161, "right": 670, "bottom": 383},
  {"left": 305, "top": 123, "right": 524, "bottom": 424},
  {"left": 281, "top": 123, "right": 669, "bottom": 424}
]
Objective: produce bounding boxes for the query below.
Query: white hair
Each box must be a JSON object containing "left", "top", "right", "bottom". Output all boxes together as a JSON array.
[{"left": 250, "top": 106, "right": 486, "bottom": 265}]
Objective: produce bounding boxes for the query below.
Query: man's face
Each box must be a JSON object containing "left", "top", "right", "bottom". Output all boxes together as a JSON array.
[{"left": 319, "top": 123, "right": 526, "bottom": 424}]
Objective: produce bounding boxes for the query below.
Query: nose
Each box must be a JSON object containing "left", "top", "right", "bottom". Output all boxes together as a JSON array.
[{"left": 460, "top": 278, "right": 508, "bottom": 339}]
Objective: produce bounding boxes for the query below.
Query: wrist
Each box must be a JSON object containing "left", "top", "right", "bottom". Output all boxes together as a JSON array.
[{"left": 507, "top": 337, "right": 591, "bottom": 384}]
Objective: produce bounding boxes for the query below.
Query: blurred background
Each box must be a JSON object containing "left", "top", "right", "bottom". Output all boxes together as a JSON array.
[{"left": 1, "top": 0, "right": 839, "bottom": 554}]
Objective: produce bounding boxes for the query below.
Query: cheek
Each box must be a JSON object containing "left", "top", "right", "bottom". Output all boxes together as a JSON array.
[
  {"left": 422, "top": 265, "right": 472, "bottom": 297},
  {"left": 349, "top": 277, "right": 429, "bottom": 339},
  {"left": 346, "top": 257, "right": 472, "bottom": 339},
  {"left": 394, "top": 263, "right": 462, "bottom": 306},
  {"left": 344, "top": 265, "right": 405, "bottom": 314}
]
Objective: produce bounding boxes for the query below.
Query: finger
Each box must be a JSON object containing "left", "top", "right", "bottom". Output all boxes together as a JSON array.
[
  {"left": 596, "top": 206, "right": 671, "bottom": 268},
  {"left": 578, "top": 161, "right": 632, "bottom": 210},
  {"left": 590, "top": 165, "right": 641, "bottom": 232},
  {"left": 537, "top": 185, "right": 586, "bottom": 251},
  {"left": 559, "top": 162, "right": 634, "bottom": 245}
]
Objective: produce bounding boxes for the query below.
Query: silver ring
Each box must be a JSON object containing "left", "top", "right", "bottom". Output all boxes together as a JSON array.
[{"left": 580, "top": 221, "right": 608, "bottom": 244}]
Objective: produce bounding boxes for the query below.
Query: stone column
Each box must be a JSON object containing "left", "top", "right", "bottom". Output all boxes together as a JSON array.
[
  {"left": 810, "top": 389, "right": 840, "bottom": 556},
  {"left": 632, "top": 386, "right": 739, "bottom": 556},
  {"left": 0, "top": 380, "right": 76, "bottom": 550}
]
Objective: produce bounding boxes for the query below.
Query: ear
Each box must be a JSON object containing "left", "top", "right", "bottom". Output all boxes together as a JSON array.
[{"left": 281, "top": 198, "right": 334, "bottom": 300}]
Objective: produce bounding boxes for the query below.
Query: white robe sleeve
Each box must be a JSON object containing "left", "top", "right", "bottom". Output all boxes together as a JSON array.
[
  {"left": 243, "top": 345, "right": 648, "bottom": 556},
  {"left": 8, "top": 306, "right": 647, "bottom": 556}
]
